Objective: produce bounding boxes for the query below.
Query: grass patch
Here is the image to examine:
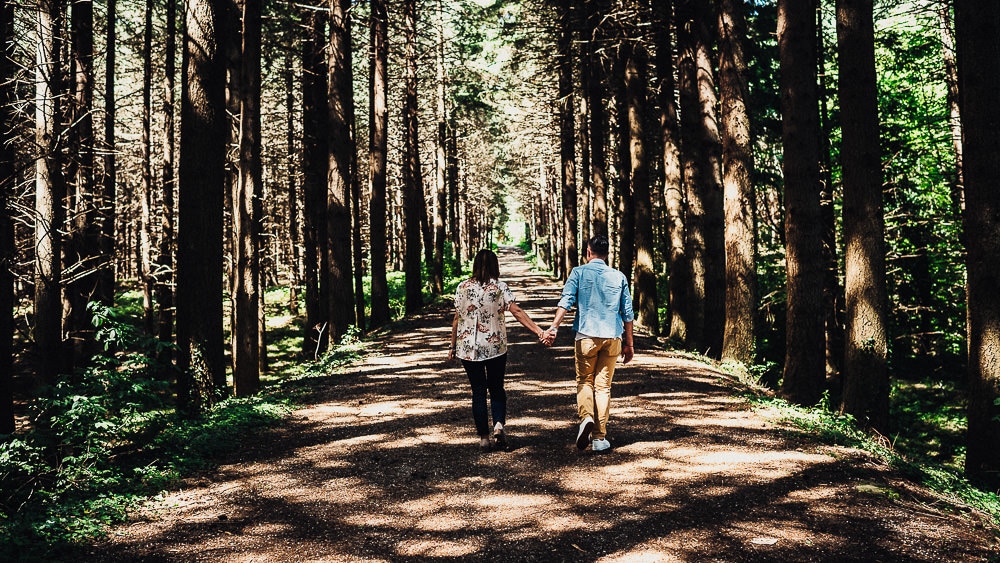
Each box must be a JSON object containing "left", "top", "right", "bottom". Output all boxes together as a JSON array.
[{"left": 741, "top": 387, "right": 1000, "bottom": 526}]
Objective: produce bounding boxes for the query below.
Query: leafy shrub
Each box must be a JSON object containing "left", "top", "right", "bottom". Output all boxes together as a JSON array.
[{"left": 0, "top": 302, "right": 290, "bottom": 560}]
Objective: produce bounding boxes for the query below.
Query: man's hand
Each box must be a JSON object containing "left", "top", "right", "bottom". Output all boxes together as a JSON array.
[
  {"left": 622, "top": 345, "right": 634, "bottom": 364},
  {"left": 539, "top": 327, "right": 557, "bottom": 347}
]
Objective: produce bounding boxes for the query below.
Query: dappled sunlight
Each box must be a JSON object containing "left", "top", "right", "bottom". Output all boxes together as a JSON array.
[
  {"left": 395, "top": 538, "right": 482, "bottom": 557},
  {"left": 95, "top": 250, "right": 999, "bottom": 562},
  {"left": 671, "top": 412, "right": 771, "bottom": 429},
  {"left": 598, "top": 548, "right": 682, "bottom": 562},
  {"left": 509, "top": 415, "right": 569, "bottom": 431}
]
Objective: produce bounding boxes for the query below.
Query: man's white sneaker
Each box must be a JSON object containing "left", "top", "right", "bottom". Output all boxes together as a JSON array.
[
  {"left": 576, "top": 417, "right": 595, "bottom": 450},
  {"left": 592, "top": 438, "right": 611, "bottom": 452},
  {"left": 493, "top": 422, "right": 507, "bottom": 450}
]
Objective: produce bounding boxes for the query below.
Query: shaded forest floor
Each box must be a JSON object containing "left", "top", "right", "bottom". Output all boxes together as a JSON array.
[{"left": 84, "top": 248, "right": 999, "bottom": 562}]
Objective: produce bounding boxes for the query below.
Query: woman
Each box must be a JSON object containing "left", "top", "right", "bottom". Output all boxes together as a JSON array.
[{"left": 449, "top": 249, "right": 546, "bottom": 451}]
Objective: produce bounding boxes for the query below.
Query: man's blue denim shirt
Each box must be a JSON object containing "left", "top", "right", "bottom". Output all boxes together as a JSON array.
[{"left": 557, "top": 259, "right": 635, "bottom": 339}]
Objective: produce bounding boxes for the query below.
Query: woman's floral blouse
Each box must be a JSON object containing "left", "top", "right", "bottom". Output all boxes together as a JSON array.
[{"left": 453, "top": 278, "right": 516, "bottom": 361}]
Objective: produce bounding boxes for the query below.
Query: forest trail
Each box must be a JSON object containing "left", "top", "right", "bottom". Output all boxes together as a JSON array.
[{"left": 87, "top": 248, "right": 998, "bottom": 562}]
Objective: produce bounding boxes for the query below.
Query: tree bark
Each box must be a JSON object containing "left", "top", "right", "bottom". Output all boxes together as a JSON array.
[
  {"left": 938, "top": 2, "right": 964, "bottom": 216},
  {"left": 652, "top": 0, "right": 686, "bottom": 344},
  {"left": 677, "top": 0, "right": 724, "bottom": 356},
  {"left": 140, "top": 0, "right": 154, "bottom": 334},
  {"left": 585, "top": 0, "right": 609, "bottom": 238},
  {"left": 717, "top": 0, "right": 758, "bottom": 364},
  {"left": 777, "top": 0, "right": 826, "bottom": 407},
  {"left": 954, "top": 0, "right": 1000, "bottom": 488},
  {"left": 233, "top": 0, "right": 262, "bottom": 396},
  {"left": 403, "top": 0, "right": 423, "bottom": 313},
  {"left": 614, "top": 44, "right": 633, "bottom": 282},
  {"left": 66, "top": 0, "right": 97, "bottom": 365},
  {"left": 34, "top": 0, "right": 66, "bottom": 385},
  {"left": 284, "top": 21, "right": 299, "bottom": 318},
  {"left": 817, "top": 1, "right": 844, "bottom": 387},
  {"left": 0, "top": 0, "right": 15, "bottom": 434},
  {"left": 176, "top": 0, "right": 228, "bottom": 414},
  {"left": 837, "top": 0, "right": 889, "bottom": 432},
  {"left": 557, "top": 0, "right": 578, "bottom": 276},
  {"left": 625, "top": 31, "right": 657, "bottom": 335},
  {"left": 98, "top": 0, "right": 116, "bottom": 307},
  {"left": 327, "top": 0, "right": 356, "bottom": 342},
  {"left": 157, "top": 0, "right": 177, "bottom": 356},
  {"left": 431, "top": 0, "right": 447, "bottom": 294},
  {"left": 368, "top": 0, "right": 390, "bottom": 327},
  {"left": 302, "top": 5, "right": 328, "bottom": 356}
]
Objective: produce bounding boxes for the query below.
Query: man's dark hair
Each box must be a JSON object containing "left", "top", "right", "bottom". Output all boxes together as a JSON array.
[
  {"left": 588, "top": 235, "right": 610, "bottom": 257},
  {"left": 472, "top": 249, "right": 500, "bottom": 284}
]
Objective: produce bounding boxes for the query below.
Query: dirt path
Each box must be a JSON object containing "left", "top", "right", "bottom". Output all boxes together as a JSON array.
[{"left": 87, "top": 248, "right": 998, "bottom": 562}]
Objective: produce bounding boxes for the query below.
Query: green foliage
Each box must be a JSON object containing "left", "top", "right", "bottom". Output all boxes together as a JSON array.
[
  {"left": 0, "top": 302, "right": 292, "bottom": 560},
  {"left": 746, "top": 389, "right": 1000, "bottom": 526}
]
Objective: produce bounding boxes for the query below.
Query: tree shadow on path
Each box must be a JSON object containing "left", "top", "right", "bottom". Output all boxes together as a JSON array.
[{"left": 86, "top": 247, "right": 999, "bottom": 562}]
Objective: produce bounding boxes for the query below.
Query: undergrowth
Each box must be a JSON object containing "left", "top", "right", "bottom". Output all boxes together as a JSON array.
[
  {"left": 727, "top": 367, "right": 1000, "bottom": 527},
  {"left": 0, "top": 258, "right": 470, "bottom": 560},
  {"left": 0, "top": 303, "right": 362, "bottom": 561}
]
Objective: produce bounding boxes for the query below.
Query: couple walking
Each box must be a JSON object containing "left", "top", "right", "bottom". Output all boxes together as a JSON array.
[{"left": 448, "top": 235, "right": 635, "bottom": 452}]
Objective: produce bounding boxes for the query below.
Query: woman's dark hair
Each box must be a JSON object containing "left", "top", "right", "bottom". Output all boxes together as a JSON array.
[{"left": 472, "top": 249, "right": 500, "bottom": 284}]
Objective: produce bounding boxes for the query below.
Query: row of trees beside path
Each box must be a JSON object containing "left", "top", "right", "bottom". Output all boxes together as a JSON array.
[{"left": 0, "top": 0, "right": 999, "bottom": 494}]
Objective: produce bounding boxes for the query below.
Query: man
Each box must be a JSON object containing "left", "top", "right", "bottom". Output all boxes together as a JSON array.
[{"left": 545, "top": 235, "right": 634, "bottom": 451}]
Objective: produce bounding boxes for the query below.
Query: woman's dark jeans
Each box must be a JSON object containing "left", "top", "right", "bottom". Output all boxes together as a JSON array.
[{"left": 461, "top": 353, "right": 507, "bottom": 437}]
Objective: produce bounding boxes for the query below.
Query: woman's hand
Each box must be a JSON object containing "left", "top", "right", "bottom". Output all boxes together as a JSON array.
[{"left": 539, "top": 327, "right": 557, "bottom": 347}]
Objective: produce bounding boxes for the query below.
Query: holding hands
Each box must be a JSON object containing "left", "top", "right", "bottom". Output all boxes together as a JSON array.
[{"left": 538, "top": 326, "right": 557, "bottom": 347}]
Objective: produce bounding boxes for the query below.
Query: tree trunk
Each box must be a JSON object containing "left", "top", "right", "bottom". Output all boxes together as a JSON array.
[
  {"left": 652, "top": 0, "right": 686, "bottom": 343},
  {"left": 140, "top": 0, "right": 154, "bottom": 334},
  {"left": 626, "top": 31, "right": 657, "bottom": 335},
  {"left": 717, "top": 0, "right": 757, "bottom": 364},
  {"left": 233, "top": 0, "right": 262, "bottom": 396},
  {"left": 98, "top": 0, "right": 116, "bottom": 307},
  {"left": 34, "top": 0, "right": 66, "bottom": 385},
  {"left": 954, "top": 0, "right": 1000, "bottom": 488},
  {"left": 447, "top": 125, "right": 461, "bottom": 271},
  {"left": 327, "top": 0, "right": 356, "bottom": 342},
  {"left": 0, "top": 0, "right": 15, "bottom": 434},
  {"left": 284, "top": 24, "right": 299, "bottom": 318},
  {"left": 66, "top": 0, "right": 96, "bottom": 366},
  {"left": 586, "top": 0, "right": 609, "bottom": 238},
  {"left": 817, "top": 1, "right": 844, "bottom": 388},
  {"left": 431, "top": 0, "right": 446, "bottom": 294},
  {"left": 837, "top": 0, "right": 889, "bottom": 432},
  {"left": 368, "top": 0, "right": 390, "bottom": 327},
  {"left": 938, "top": 2, "right": 964, "bottom": 216},
  {"left": 403, "top": 0, "right": 423, "bottom": 313},
  {"left": 302, "top": 5, "right": 327, "bottom": 356},
  {"left": 677, "top": 0, "right": 724, "bottom": 356},
  {"left": 557, "top": 0, "right": 578, "bottom": 275},
  {"left": 777, "top": 0, "right": 826, "bottom": 407},
  {"left": 615, "top": 45, "right": 633, "bottom": 282},
  {"left": 157, "top": 0, "right": 177, "bottom": 356},
  {"left": 176, "top": 0, "right": 228, "bottom": 414}
]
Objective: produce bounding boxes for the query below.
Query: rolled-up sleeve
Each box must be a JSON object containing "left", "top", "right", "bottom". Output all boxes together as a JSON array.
[
  {"left": 557, "top": 268, "right": 579, "bottom": 311},
  {"left": 619, "top": 278, "right": 634, "bottom": 323}
]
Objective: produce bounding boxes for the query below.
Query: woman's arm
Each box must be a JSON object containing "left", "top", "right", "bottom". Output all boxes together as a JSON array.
[
  {"left": 449, "top": 311, "right": 459, "bottom": 360},
  {"left": 508, "top": 302, "right": 545, "bottom": 340}
]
